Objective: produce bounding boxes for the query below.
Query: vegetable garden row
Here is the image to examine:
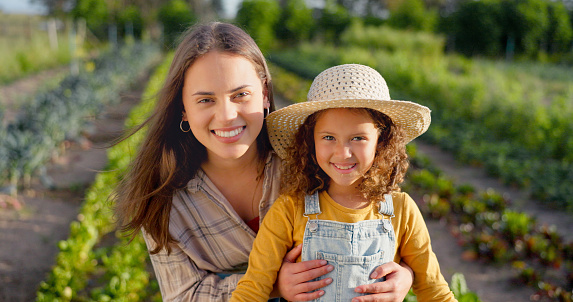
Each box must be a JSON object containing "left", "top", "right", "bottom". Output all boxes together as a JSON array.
[{"left": 0, "top": 41, "right": 160, "bottom": 198}]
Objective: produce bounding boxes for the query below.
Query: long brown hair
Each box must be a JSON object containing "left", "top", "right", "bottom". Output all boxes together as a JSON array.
[
  {"left": 114, "top": 22, "right": 276, "bottom": 254},
  {"left": 280, "top": 108, "right": 408, "bottom": 203}
]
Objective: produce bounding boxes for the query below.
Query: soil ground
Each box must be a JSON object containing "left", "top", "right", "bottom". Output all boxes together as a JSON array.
[
  {"left": 0, "top": 69, "right": 570, "bottom": 302},
  {"left": 0, "top": 69, "right": 144, "bottom": 302}
]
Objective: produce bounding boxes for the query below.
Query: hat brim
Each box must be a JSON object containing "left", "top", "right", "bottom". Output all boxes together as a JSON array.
[{"left": 267, "top": 98, "right": 431, "bottom": 159}]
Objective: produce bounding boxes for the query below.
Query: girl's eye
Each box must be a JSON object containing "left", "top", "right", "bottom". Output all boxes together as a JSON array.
[
  {"left": 323, "top": 135, "right": 334, "bottom": 141},
  {"left": 352, "top": 136, "right": 366, "bottom": 141}
]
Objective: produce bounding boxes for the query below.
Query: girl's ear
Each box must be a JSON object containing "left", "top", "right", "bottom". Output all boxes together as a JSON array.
[{"left": 182, "top": 111, "right": 188, "bottom": 122}]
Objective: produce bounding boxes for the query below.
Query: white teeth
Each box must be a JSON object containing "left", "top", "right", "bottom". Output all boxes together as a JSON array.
[
  {"left": 214, "top": 127, "right": 243, "bottom": 138},
  {"left": 334, "top": 163, "right": 355, "bottom": 170}
]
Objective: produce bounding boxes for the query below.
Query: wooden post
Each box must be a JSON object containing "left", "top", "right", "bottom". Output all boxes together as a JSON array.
[
  {"left": 68, "top": 19, "right": 79, "bottom": 75},
  {"left": 48, "top": 18, "right": 58, "bottom": 50}
]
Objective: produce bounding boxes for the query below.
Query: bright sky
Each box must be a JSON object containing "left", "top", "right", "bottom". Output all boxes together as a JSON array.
[{"left": 0, "top": 0, "right": 46, "bottom": 15}]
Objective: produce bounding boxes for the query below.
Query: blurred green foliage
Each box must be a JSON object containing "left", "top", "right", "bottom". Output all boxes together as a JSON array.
[
  {"left": 275, "top": 0, "right": 314, "bottom": 44},
  {"left": 443, "top": 0, "right": 573, "bottom": 61},
  {"left": 118, "top": 5, "right": 144, "bottom": 39},
  {"left": 157, "top": 0, "right": 196, "bottom": 49},
  {"left": 235, "top": 0, "right": 280, "bottom": 54},
  {"left": 387, "top": 0, "right": 437, "bottom": 32},
  {"left": 72, "top": 0, "right": 109, "bottom": 39},
  {"left": 317, "top": 2, "right": 351, "bottom": 43}
]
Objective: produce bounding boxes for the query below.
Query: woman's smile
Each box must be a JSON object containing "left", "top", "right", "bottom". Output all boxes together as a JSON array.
[{"left": 212, "top": 126, "right": 246, "bottom": 139}]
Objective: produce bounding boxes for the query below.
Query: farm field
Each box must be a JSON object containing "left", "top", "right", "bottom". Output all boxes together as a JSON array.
[
  {"left": 1, "top": 58, "right": 570, "bottom": 301},
  {"left": 1, "top": 0, "right": 572, "bottom": 300},
  {"left": 0, "top": 23, "right": 571, "bottom": 302}
]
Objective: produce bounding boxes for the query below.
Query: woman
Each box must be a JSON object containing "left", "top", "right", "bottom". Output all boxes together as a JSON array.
[{"left": 115, "top": 22, "right": 413, "bottom": 302}]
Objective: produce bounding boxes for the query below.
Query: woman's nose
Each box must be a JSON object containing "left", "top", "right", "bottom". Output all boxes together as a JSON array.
[{"left": 217, "top": 101, "right": 238, "bottom": 121}]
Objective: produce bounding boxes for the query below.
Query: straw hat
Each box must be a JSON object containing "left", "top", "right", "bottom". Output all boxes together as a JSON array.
[{"left": 267, "top": 64, "right": 431, "bottom": 159}]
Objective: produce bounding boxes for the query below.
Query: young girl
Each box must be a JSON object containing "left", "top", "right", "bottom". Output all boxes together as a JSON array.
[
  {"left": 231, "top": 64, "right": 456, "bottom": 302},
  {"left": 114, "top": 22, "right": 414, "bottom": 302}
]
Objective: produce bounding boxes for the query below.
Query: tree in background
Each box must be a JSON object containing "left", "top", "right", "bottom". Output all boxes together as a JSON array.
[
  {"left": 275, "top": 0, "right": 315, "bottom": 44},
  {"left": 118, "top": 5, "right": 144, "bottom": 39},
  {"left": 157, "top": 0, "right": 196, "bottom": 49},
  {"left": 235, "top": 0, "right": 280, "bottom": 53},
  {"left": 441, "top": 0, "right": 572, "bottom": 61},
  {"left": 387, "top": 0, "right": 437, "bottom": 32},
  {"left": 72, "top": 0, "right": 109, "bottom": 39},
  {"left": 444, "top": 0, "right": 502, "bottom": 57},
  {"left": 317, "top": 0, "right": 352, "bottom": 43},
  {"left": 545, "top": 1, "right": 573, "bottom": 55},
  {"left": 502, "top": 0, "right": 549, "bottom": 58}
]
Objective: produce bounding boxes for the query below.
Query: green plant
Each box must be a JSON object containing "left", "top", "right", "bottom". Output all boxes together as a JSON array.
[
  {"left": 235, "top": 0, "right": 280, "bottom": 53},
  {"left": 157, "top": 0, "right": 196, "bottom": 49},
  {"left": 387, "top": 0, "right": 437, "bottom": 32},
  {"left": 276, "top": 0, "right": 314, "bottom": 43}
]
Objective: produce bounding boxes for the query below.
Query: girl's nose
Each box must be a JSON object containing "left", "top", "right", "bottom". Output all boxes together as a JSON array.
[{"left": 335, "top": 142, "right": 352, "bottom": 158}]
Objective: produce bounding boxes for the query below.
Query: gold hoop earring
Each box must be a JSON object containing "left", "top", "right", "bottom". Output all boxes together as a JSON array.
[
  {"left": 180, "top": 120, "right": 191, "bottom": 133},
  {"left": 264, "top": 107, "right": 269, "bottom": 118}
]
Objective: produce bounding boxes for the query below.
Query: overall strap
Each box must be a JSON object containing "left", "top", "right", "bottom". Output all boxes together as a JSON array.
[
  {"left": 379, "top": 194, "right": 395, "bottom": 217},
  {"left": 304, "top": 191, "right": 322, "bottom": 216}
]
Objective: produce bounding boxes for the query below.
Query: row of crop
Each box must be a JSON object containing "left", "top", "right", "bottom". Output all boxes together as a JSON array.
[
  {"left": 35, "top": 52, "right": 171, "bottom": 302},
  {"left": 270, "top": 63, "right": 481, "bottom": 302},
  {"left": 0, "top": 41, "right": 161, "bottom": 197},
  {"left": 406, "top": 152, "right": 573, "bottom": 301},
  {"left": 269, "top": 62, "right": 572, "bottom": 301},
  {"left": 268, "top": 23, "right": 573, "bottom": 211}
]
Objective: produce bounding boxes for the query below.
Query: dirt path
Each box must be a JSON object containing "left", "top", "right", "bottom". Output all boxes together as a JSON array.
[{"left": 0, "top": 70, "right": 146, "bottom": 302}]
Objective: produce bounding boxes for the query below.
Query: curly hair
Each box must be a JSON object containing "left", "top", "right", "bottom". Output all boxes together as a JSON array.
[{"left": 280, "top": 108, "right": 409, "bottom": 203}]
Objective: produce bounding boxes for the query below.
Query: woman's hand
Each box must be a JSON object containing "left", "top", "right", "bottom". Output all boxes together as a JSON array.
[
  {"left": 272, "top": 244, "right": 334, "bottom": 301},
  {"left": 352, "top": 261, "right": 414, "bottom": 302}
]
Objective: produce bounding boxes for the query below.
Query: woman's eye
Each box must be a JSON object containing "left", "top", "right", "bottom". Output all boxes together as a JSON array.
[
  {"left": 235, "top": 91, "right": 250, "bottom": 99},
  {"left": 198, "top": 98, "right": 212, "bottom": 104}
]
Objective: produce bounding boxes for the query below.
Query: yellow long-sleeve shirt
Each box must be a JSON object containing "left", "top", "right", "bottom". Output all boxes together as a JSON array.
[{"left": 230, "top": 190, "right": 456, "bottom": 302}]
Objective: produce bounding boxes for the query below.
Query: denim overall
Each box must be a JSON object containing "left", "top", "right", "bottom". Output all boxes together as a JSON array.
[{"left": 301, "top": 192, "right": 396, "bottom": 302}]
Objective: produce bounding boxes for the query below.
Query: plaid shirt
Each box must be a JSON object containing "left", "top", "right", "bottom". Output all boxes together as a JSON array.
[{"left": 143, "top": 153, "right": 281, "bottom": 302}]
